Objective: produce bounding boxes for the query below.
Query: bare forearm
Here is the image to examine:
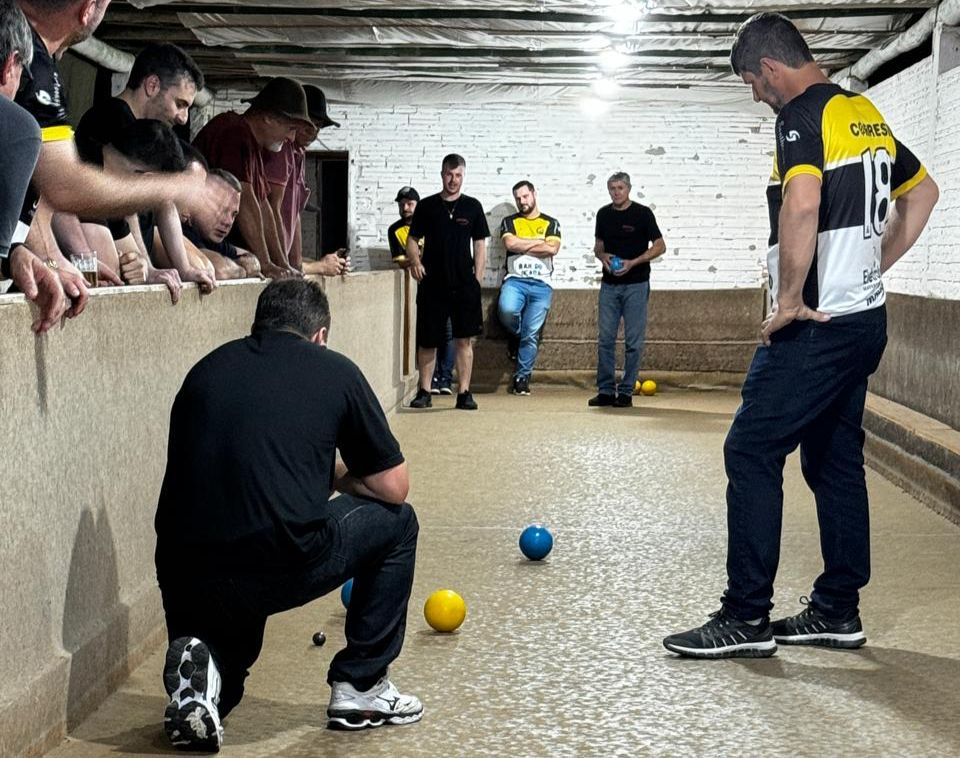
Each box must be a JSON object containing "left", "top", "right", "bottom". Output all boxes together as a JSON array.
[
  {"left": 505, "top": 238, "right": 558, "bottom": 257},
  {"left": 290, "top": 218, "right": 303, "bottom": 269},
  {"left": 261, "top": 203, "right": 290, "bottom": 267},
  {"left": 777, "top": 205, "right": 819, "bottom": 305},
  {"left": 473, "top": 240, "right": 486, "bottom": 282},
  {"left": 238, "top": 190, "right": 271, "bottom": 266},
  {"left": 881, "top": 176, "right": 940, "bottom": 273},
  {"left": 50, "top": 212, "right": 90, "bottom": 257},
  {"left": 406, "top": 235, "right": 421, "bottom": 263},
  {"left": 156, "top": 202, "right": 192, "bottom": 273},
  {"left": 634, "top": 238, "right": 666, "bottom": 264},
  {"left": 35, "top": 145, "right": 180, "bottom": 218},
  {"left": 25, "top": 201, "right": 64, "bottom": 260}
]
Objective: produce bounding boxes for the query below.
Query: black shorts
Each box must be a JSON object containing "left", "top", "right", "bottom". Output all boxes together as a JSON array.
[{"left": 416, "top": 279, "right": 483, "bottom": 348}]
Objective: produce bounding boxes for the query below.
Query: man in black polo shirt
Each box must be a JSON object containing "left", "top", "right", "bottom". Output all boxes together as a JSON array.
[
  {"left": 589, "top": 171, "right": 666, "bottom": 408},
  {"left": 405, "top": 153, "right": 489, "bottom": 410},
  {"left": 155, "top": 279, "right": 422, "bottom": 750}
]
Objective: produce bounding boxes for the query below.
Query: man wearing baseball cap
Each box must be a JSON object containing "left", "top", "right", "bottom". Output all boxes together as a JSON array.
[
  {"left": 264, "top": 84, "right": 345, "bottom": 277},
  {"left": 193, "top": 77, "right": 312, "bottom": 279}
]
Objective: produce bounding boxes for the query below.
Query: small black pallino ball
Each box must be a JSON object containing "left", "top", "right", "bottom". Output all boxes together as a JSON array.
[{"left": 312, "top": 631, "right": 326, "bottom": 647}]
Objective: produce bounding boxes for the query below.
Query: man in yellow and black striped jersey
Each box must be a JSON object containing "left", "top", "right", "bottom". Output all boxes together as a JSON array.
[
  {"left": 665, "top": 11, "right": 939, "bottom": 659},
  {"left": 496, "top": 180, "right": 561, "bottom": 396}
]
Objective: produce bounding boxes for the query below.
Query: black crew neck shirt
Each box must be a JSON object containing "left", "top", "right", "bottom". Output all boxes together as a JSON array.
[
  {"left": 155, "top": 331, "right": 404, "bottom": 581},
  {"left": 594, "top": 202, "right": 663, "bottom": 285},
  {"left": 408, "top": 192, "right": 489, "bottom": 288}
]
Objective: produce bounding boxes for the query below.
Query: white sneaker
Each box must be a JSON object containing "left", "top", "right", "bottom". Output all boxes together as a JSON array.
[
  {"left": 327, "top": 676, "right": 423, "bottom": 730},
  {"left": 163, "top": 637, "right": 224, "bottom": 751}
]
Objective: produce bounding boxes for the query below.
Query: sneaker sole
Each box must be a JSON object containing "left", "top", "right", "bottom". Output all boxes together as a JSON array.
[
  {"left": 438, "top": 388, "right": 454, "bottom": 395},
  {"left": 164, "top": 638, "right": 223, "bottom": 752},
  {"left": 773, "top": 631, "right": 866, "bottom": 649},
  {"left": 663, "top": 639, "right": 778, "bottom": 659},
  {"left": 327, "top": 709, "right": 423, "bottom": 730}
]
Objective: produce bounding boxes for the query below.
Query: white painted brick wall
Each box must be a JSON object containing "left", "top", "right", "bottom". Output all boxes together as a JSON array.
[
  {"left": 200, "top": 91, "right": 775, "bottom": 290},
  {"left": 867, "top": 58, "right": 960, "bottom": 300},
  {"left": 202, "top": 65, "right": 959, "bottom": 298}
]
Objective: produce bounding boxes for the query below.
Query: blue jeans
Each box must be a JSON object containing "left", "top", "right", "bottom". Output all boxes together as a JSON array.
[
  {"left": 431, "top": 318, "right": 455, "bottom": 388},
  {"left": 596, "top": 281, "right": 649, "bottom": 396},
  {"left": 722, "top": 307, "right": 887, "bottom": 620},
  {"left": 498, "top": 278, "right": 553, "bottom": 379},
  {"left": 160, "top": 494, "right": 419, "bottom": 717}
]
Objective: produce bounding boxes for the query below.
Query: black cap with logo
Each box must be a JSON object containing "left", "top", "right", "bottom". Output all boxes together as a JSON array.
[{"left": 395, "top": 186, "right": 420, "bottom": 202}]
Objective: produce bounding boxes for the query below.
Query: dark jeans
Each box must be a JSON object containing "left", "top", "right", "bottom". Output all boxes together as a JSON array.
[
  {"left": 597, "top": 281, "right": 650, "bottom": 396},
  {"left": 431, "top": 318, "right": 455, "bottom": 388},
  {"left": 160, "top": 494, "right": 419, "bottom": 718},
  {"left": 722, "top": 306, "right": 887, "bottom": 621}
]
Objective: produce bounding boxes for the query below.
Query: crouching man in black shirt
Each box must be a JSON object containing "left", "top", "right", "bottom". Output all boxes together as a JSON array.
[{"left": 155, "top": 279, "right": 422, "bottom": 750}]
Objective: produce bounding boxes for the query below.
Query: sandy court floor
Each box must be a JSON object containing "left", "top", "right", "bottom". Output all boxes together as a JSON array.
[{"left": 48, "top": 386, "right": 960, "bottom": 758}]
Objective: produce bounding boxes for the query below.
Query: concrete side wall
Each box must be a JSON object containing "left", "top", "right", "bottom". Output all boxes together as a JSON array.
[
  {"left": 873, "top": 293, "right": 960, "bottom": 430},
  {"left": 0, "top": 273, "right": 409, "bottom": 758},
  {"left": 475, "top": 287, "right": 765, "bottom": 381}
]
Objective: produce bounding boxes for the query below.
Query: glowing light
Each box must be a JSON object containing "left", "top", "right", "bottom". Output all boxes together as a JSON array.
[
  {"left": 598, "top": 49, "right": 630, "bottom": 72},
  {"left": 579, "top": 96, "right": 613, "bottom": 117},
  {"left": 592, "top": 79, "right": 620, "bottom": 98}
]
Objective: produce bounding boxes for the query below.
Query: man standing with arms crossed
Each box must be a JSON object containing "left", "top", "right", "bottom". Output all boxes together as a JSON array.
[
  {"left": 497, "top": 180, "right": 561, "bottom": 396},
  {"left": 589, "top": 172, "right": 666, "bottom": 408},
  {"left": 406, "top": 154, "right": 489, "bottom": 411},
  {"left": 664, "top": 12, "right": 939, "bottom": 658}
]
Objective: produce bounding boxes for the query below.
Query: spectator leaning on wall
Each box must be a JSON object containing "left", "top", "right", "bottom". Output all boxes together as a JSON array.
[
  {"left": 13, "top": 0, "right": 232, "bottom": 320},
  {"left": 0, "top": 0, "right": 66, "bottom": 333}
]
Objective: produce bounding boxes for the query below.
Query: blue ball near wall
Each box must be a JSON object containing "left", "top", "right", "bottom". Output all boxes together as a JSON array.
[
  {"left": 340, "top": 578, "right": 354, "bottom": 609},
  {"left": 519, "top": 524, "right": 554, "bottom": 561}
]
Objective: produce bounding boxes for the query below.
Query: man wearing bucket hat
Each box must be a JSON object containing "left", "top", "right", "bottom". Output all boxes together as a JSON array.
[
  {"left": 193, "top": 77, "right": 312, "bottom": 280},
  {"left": 264, "top": 84, "right": 346, "bottom": 277}
]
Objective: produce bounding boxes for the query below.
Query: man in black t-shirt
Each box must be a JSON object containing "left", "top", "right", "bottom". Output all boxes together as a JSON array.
[
  {"left": 13, "top": 1, "right": 229, "bottom": 321},
  {"left": 388, "top": 185, "right": 455, "bottom": 394},
  {"left": 589, "top": 171, "right": 666, "bottom": 408},
  {"left": 155, "top": 279, "right": 422, "bottom": 749},
  {"left": 405, "top": 153, "right": 490, "bottom": 410},
  {"left": 70, "top": 42, "right": 215, "bottom": 295}
]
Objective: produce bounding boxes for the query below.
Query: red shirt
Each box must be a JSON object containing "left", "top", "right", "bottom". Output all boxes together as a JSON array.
[
  {"left": 262, "top": 141, "right": 311, "bottom": 255},
  {"left": 193, "top": 112, "right": 269, "bottom": 201}
]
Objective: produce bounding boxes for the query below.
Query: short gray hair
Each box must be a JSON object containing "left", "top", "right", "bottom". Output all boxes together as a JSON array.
[
  {"left": 0, "top": 0, "right": 33, "bottom": 69},
  {"left": 608, "top": 171, "right": 631, "bottom": 188}
]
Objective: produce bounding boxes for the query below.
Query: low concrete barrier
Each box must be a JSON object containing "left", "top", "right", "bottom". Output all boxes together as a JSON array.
[{"left": 0, "top": 273, "right": 412, "bottom": 758}]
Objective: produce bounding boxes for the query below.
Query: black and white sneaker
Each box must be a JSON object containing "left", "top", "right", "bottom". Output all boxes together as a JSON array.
[
  {"left": 515, "top": 376, "right": 530, "bottom": 396},
  {"left": 772, "top": 597, "right": 866, "bottom": 649},
  {"left": 327, "top": 677, "right": 423, "bottom": 730},
  {"left": 663, "top": 609, "right": 777, "bottom": 659},
  {"left": 163, "top": 637, "right": 224, "bottom": 752}
]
